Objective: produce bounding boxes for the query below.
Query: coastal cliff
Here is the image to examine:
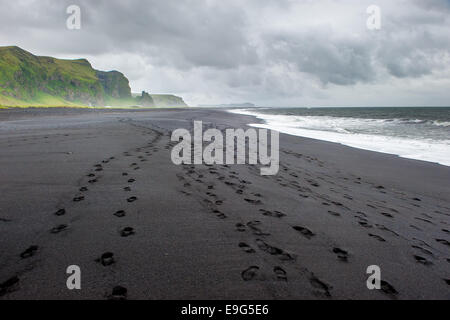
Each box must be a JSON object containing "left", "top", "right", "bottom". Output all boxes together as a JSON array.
[{"left": 0, "top": 46, "right": 187, "bottom": 108}]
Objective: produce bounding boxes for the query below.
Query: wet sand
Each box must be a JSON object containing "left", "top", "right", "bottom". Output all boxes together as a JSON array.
[{"left": 0, "top": 108, "right": 449, "bottom": 300}]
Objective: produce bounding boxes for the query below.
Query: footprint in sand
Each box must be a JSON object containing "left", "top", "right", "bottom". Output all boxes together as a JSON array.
[
  {"left": 236, "top": 223, "right": 246, "bottom": 232},
  {"left": 332, "top": 247, "right": 349, "bottom": 262},
  {"left": 368, "top": 233, "right": 386, "bottom": 242},
  {"left": 114, "top": 210, "right": 126, "bottom": 218},
  {"left": 331, "top": 201, "right": 346, "bottom": 208},
  {"left": 0, "top": 276, "right": 19, "bottom": 297},
  {"left": 51, "top": 224, "right": 68, "bottom": 234},
  {"left": 292, "top": 226, "right": 315, "bottom": 239},
  {"left": 79, "top": 187, "right": 88, "bottom": 192},
  {"left": 255, "top": 239, "right": 294, "bottom": 261},
  {"left": 213, "top": 210, "right": 227, "bottom": 219},
  {"left": 309, "top": 275, "right": 332, "bottom": 297},
  {"left": 380, "top": 212, "right": 394, "bottom": 218},
  {"left": 55, "top": 209, "right": 66, "bottom": 216},
  {"left": 120, "top": 227, "right": 135, "bottom": 237},
  {"left": 436, "top": 239, "right": 450, "bottom": 247},
  {"left": 413, "top": 255, "right": 433, "bottom": 266},
  {"left": 128, "top": 179, "right": 136, "bottom": 183},
  {"left": 98, "top": 252, "right": 115, "bottom": 266},
  {"left": 124, "top": 187, "right": 131, "bottom": 192},
  {"left": 274, "top": 267, "right": 288, "bottom": 282},
  {"left": 73, "top": 196, "right": 85, "bottom": 202},
  {"left": 239, "top": 242, "right": 255, "bottom": 254},
  {"left": 241, "top": 266, "right": 260, "bottom": 281},
  {"left": 259, "top": 209, "right": 286, "bottom": 218},
  {"left": 244, "top": 198, "right": 262, "bottom": 205},
  {"left": 108, "top": 286, "right": 127, "bottom": 300},
  {"left": 247, "top": 221, "right": 270, "bottom": 236},
  {"left": 20, "top": 245, "right": 38, "bottom": 259},
  {"left": 411, "top": 245, "right": 433, "bottom": 257},
  {"left": 127, "top": 196, "right": 138, "bottom": 203},
  {"left": 308, "top": 180, "right": 320, "bottom": 187},
  {"left": 376, "top": 225, "right": 399, "bottom": 237},
  {"left": 328, "top": 210, "right": 341, "bottom": 217},
  {"left": 380, "top": 280, "right": 398, "bottom": 298}
]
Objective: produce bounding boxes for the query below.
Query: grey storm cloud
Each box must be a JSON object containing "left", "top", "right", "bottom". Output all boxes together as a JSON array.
[{"left": 0, "top": 0, "right": 449, "bottom": 106}]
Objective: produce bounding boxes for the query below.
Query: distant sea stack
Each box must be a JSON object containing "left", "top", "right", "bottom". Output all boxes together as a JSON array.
[
  {"left": 132, "top": 92, "right": 188, "bottom": 108},
  {"left": 0, "top": 46, "right": 187, "bottom": 108},
  {"left": 136, "top": 91, "right": 155, "bottom": 107}
]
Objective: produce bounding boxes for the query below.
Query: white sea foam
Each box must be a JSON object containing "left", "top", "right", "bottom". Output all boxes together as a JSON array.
[
  {"left": 432, "top": 120, "right": 450, "bottom": 127},
  {"left": 228, "top": 109, "right": 450, "bottom": 167}
]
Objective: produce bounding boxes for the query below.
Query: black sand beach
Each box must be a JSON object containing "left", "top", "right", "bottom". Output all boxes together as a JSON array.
[{"left": 0, "top": 108, "right": 449, "bottom": 300}]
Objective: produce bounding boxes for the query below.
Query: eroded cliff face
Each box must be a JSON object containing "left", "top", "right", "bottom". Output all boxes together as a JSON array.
[{"left": 96, "top": 70, "right": 132, "bottom": 100}]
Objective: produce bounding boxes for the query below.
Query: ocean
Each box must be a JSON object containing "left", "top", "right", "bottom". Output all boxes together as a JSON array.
[{"left": 228, "top": 107, "right": 450, "bottom": 167}]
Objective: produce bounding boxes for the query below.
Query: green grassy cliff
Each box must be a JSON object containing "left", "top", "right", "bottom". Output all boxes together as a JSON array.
[
  {"left": 150, "top": 94, "right": 187, "bottom": 108},
  {"left": 0, "top": 46, "right": 187, "bottom": 108}
]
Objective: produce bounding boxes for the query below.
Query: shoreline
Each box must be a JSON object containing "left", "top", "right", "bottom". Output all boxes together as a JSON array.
[
  {"left": 227, "top": 108, "right": 450, "bottom": 168},
  {"left": 0, "top": 108, "right": 449, "bottom": 299}
]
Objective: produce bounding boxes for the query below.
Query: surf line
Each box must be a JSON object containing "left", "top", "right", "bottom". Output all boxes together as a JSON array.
[{"left": 171, "top": 121, "right": 279, "bottom": 175}]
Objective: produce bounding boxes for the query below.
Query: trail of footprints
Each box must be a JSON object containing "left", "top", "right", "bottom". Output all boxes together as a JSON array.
[
  {"left": 1, "top": 123, "right": 164, "bottom": 299},
  {"left": 175, "top": 154, "right": 359, "bottom": 298},
  {"left": 280, "top": 151, "right": 450, "bottom": 279},
  {"left": 173, "top": 143, "right": 450, "bottom": 298},
  {"left": 3, "top": 124, "right": 449, "bottom": 298}
]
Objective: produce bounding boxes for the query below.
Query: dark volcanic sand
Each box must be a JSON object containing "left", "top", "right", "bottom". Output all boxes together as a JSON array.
[{"left": 0, "top": 108, "right": 449, "bottom": 300}]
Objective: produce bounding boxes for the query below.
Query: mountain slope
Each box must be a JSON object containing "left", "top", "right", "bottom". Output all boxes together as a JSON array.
[
  {"left": 0, "top": 46, "right": 114, "bottom": 106},
  {"left": 0, "top": 46, "right": 145, "bottom": 107}
]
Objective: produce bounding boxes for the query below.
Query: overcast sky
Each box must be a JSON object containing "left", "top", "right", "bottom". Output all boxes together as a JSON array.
[{"left": 1, "top": 0, "right": 449, "bottom": 107}]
